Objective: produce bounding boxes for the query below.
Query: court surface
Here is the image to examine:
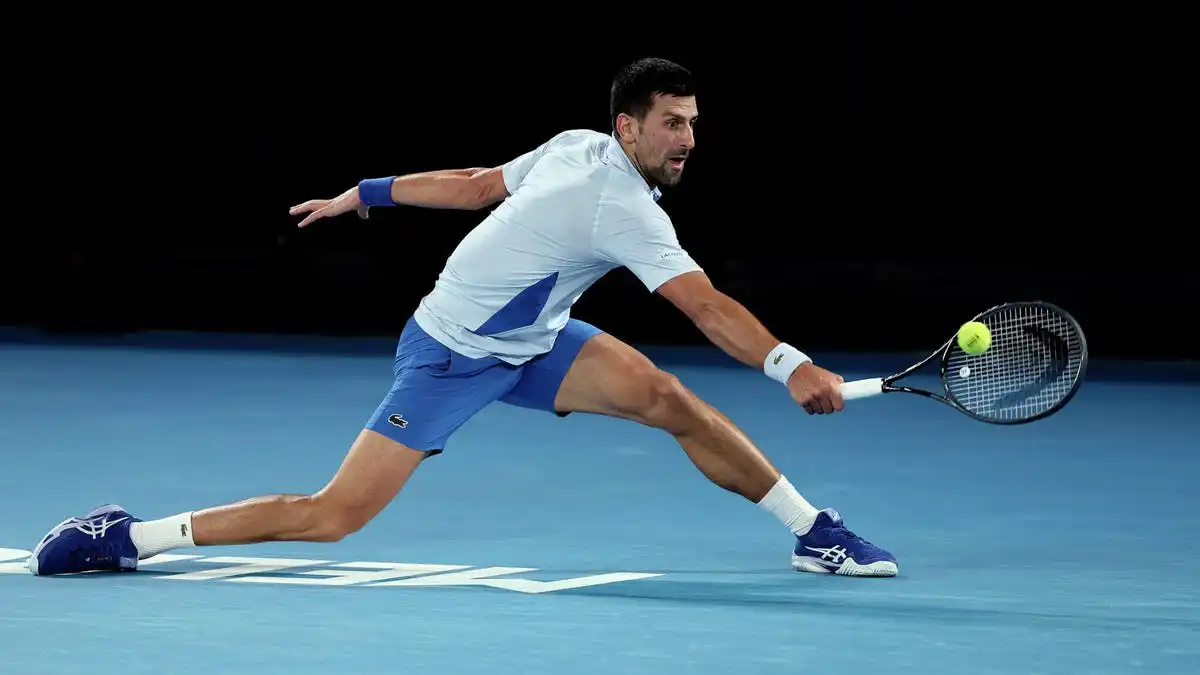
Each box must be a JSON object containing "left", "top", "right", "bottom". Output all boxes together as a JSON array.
[{"left": 2, "top": 331, "right": 1197, "bottom": 674}]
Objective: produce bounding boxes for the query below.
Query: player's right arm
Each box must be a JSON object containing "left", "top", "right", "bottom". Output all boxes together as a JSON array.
[{"left": 595, "top": 202, "right": 845, "bottom": 415}]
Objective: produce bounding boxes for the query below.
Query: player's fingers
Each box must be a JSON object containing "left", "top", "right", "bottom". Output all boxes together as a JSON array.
[
  {"left": 296, "top": 207, "right": 328, "bottom": 228},
  {"left": 827, "top": 386, "right": 842, "bottom": 413},
  {"left": 818, "top": 395, "right": 833, "bottom": 415},
  {"left": 824, "top": 380, "right": 844, "bottom": 412},
  {"left": 289, "top": 200, "right": 326, "bottom": 215},
  {"left": 831, "top": 389, "right": 845, "bottom": 412}
]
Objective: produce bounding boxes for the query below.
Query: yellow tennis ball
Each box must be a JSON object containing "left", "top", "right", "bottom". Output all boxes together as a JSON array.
[{"left": 957, "top": 321, "right": 992, "bottom": 355}]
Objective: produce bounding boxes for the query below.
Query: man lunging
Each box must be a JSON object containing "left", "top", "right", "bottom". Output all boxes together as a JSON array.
[{"left": 29, "top": 57, "right": 896, "bottom": 578}]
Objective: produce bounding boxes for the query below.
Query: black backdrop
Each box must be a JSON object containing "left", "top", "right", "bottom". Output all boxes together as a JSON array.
[{"left": 6, "top": 2, "right": 1198, "bottom": 359}]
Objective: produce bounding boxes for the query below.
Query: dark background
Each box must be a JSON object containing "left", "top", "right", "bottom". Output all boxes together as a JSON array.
[{"left": 6, "top": 2, "right": 1198, "bottom": 360}]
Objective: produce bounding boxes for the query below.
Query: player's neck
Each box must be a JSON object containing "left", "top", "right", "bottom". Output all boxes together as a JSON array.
[{"left": 617, "top": 139, "right": 661, "bottom": 190}]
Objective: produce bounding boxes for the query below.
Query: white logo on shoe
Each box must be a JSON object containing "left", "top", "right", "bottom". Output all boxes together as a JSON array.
[{"left": 805, "top": 545, "right": 848, "bottom": 566}]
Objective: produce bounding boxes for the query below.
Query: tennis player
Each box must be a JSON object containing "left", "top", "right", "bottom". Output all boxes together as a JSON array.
[{"left": 28, "top": 58, "right": 897, "bottom": 578}]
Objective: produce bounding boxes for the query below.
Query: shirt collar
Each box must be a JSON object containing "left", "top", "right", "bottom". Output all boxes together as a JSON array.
[{"left": 605, "top": 134, "right": 663, "bottom": 202}]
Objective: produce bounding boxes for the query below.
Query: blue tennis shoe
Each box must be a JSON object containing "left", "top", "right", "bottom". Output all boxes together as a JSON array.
[
  {"left": 792, "top": 508, "right": 898, "bottom": 577},
  {"left": 28, "top": 504, "right": 142, "bottom": 576}
]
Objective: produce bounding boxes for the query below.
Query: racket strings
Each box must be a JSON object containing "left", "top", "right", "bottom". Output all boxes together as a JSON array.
[{"left": 945, "top": 304, "right": 1085, "bottom": 421}]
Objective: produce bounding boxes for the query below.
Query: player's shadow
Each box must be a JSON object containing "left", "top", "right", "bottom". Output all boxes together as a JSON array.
[
  {"left": 30, "top": 566, "right": 1199, "bottom": 633},
  {"left": 554, "top": 572, "right": 1199, "bottom": 632}
]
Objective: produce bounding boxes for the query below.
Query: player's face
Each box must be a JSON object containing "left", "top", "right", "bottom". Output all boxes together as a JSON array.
[{"left": 637, "top": 95, "right": 698, "bottom": 187}]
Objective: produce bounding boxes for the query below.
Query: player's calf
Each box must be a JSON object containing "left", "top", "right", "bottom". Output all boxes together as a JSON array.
[
  {"left": 634, "top": 369, "right": 782, "bottom": 501},
  {"left": 183, "top": 492, "right": 375, "bottom": 546}
]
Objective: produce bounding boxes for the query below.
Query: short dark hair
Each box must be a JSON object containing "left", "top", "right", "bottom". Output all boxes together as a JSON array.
[{"left": 610, "top": 57, "right": 696, "bottom": 132}]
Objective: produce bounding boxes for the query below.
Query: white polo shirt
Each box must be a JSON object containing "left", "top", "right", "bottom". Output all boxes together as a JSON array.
[{"left": 412, "top": 128, "right": 702, "bottom": 365}]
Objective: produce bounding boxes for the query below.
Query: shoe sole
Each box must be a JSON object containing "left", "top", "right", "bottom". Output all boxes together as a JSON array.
[{"left": 792, "top": 556, "right": 898, "bottom": 577}]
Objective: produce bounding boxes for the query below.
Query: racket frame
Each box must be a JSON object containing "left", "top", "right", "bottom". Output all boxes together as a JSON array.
[{"left": 840, "top": 301, "right": 1088, "bottom": 424}]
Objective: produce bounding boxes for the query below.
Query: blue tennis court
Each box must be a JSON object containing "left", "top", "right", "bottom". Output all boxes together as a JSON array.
[{"left": 2, "top": 333, "right": 1197, "bottom": 674}]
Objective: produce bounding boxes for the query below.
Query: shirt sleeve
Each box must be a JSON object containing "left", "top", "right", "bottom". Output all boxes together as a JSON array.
[
  {"left": 500, "top": 130, "right": 576, "bottom": 194},
  {"left": 595, "top": 201, "right": 703, "bottom": 292},
  {"left": 501, "top": 144, "right": 547, "bottom": 194}
]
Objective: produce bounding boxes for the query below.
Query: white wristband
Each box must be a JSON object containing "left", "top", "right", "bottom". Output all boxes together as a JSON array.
[{"left": 764, "top": 342, "right": 811, "bottom": 384}]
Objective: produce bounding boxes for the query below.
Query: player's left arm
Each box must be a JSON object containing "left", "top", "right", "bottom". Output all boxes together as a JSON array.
[
  {"left": 388, "top": 166, "right": 510, "bottom": 210},
  {"left": 290, "top": 166, "right": 508, "bottom": 228},
  {"left": 290, "top": 132, "right": 573, "bottom": 228},
  {"left": 377, "top": 130, "right": 570, "bottom": 212}
]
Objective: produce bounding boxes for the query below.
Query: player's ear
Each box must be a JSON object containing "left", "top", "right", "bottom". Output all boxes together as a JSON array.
[{"left": 615, "top": 113, "right": 637, "bottom": 142}]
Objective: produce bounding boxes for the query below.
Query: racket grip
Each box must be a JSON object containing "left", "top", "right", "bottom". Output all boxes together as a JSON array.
[{"left": 839, "top": 377, "right": 884, "bottom": 400}]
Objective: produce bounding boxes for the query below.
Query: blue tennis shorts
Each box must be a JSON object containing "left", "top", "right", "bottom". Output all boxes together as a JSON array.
[{"left": 364, "top": 315, "right": 603, "bottom": 455}]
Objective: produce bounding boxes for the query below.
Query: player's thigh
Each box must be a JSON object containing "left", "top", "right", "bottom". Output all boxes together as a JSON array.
[
  {"left": 499, "top": 318, "right": 604, "bottom": 415},
  {"left": 312, "top": 428, "right": 429, "bottom": 527},
  {"left": 319, "top": 319, "right": 519, "bottom": 523},
  {"left": 550, "top": 328, "right": 698, "bottom": 430}
]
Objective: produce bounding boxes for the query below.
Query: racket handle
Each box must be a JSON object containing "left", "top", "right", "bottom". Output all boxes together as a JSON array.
[{"left": 839, "top": 377, "right": 885, "bottom": 400}]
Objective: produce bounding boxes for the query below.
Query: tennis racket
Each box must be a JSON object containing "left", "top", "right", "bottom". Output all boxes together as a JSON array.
[{"left": 837, "top": 301, "right": 1088, "bottom": 424}]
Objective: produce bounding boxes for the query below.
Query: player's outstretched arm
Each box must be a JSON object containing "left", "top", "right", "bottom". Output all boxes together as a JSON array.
[
  {"left": 657, "top": 271, "right": 846, "bottom": 415},
  {"left": 289, "top": 167, "right": 509, "bottom": 228}
]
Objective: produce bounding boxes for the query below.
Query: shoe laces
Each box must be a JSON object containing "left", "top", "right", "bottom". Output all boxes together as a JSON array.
[{"left": 828, "top": 523, "right": 883, "bottom": 552}]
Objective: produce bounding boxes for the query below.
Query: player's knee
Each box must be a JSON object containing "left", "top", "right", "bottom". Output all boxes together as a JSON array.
[
  {"left": 300, "top": 495, "right": 373, "bottom": 543},
  {"left": 635, "top": 369, "right": 697, "bottom": 433}
]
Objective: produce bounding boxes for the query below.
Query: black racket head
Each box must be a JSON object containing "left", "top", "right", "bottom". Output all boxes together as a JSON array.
[{"left": 939, "top": 301, "right": 1088, "bottom": 424}]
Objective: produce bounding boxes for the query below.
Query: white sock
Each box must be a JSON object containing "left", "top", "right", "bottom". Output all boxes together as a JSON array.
[
  {"left": 129, "top": 512, "right": 196, "bottom": 560},
  {"left": 758, "top": 475, "right": 820, "bottom": 535}
]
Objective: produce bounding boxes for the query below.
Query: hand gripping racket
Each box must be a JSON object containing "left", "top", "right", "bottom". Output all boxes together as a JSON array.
[{"left": 837, "top": 301, "right": 1088, "bottom": 424}]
